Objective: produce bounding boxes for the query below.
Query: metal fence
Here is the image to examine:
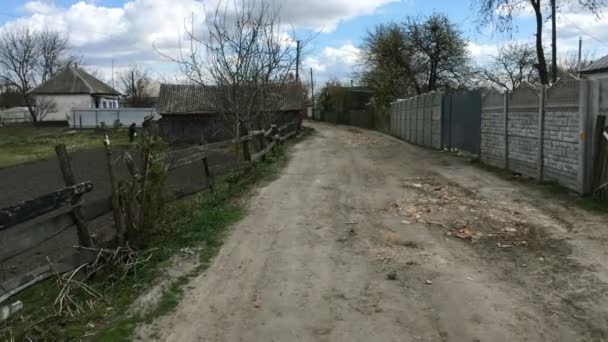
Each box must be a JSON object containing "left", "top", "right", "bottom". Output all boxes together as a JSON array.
[
  {"left": 442, "top": 91, "right": 482, "bottom": 154},
  {"left": 0, "top": 108, "right": 30, "bottom": 125},
  {"left": 71, "top": 108, "right": 158, "bottom": 128},
  {"left": 388, "top": 91, "right": 481, "bottom": 155}
]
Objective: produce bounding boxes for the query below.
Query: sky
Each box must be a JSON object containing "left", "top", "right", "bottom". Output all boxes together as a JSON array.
[{"left": 1, "top": 0, "right": 608, "bottom": 89}]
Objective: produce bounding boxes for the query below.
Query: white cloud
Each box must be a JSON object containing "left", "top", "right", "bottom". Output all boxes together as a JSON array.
[
  {"left": 467, "top": 42, "right": 499, "bottom": 59},
  {"left": 553, "top": 12, "right": 608, "bottom": 53},
  {"left": 303, "top": 43, "right": 361, "bottom": 87},
  {"left": 0, "top": 0, "right": 396, "bottom": 81}
]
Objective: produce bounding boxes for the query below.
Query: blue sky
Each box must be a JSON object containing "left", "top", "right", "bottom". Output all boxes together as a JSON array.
[{"left": 1, "top": 0, "right": 607, "bottom": 87}]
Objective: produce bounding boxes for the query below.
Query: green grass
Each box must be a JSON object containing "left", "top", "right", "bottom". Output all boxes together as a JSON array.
[
  {"left": 0, "top": 127, "right": 313, "bottom": 341},
  {"left": 0, "top": 126, "right": 131, "bottom": 168}
]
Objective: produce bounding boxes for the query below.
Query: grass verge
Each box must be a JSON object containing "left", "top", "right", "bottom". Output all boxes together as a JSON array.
[
  {"left": 0, "top": 127, "right": 314, "bottom": 341},
  {"left": 0, "top": 126, "right": 130, "bottom": 168}
]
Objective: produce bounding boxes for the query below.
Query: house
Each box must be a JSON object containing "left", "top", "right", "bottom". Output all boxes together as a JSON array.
[
  {"left": 157, "top": 83, "right": 304, "bottom": 143},
  {"left": 579, "top": 55, "right": 608, "bottom": 80},
  {"left": 28, "top": 66, "right": 121, "bottom": 124}
]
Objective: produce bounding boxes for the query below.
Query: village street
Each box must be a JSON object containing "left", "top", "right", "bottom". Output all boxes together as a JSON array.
[{"left": 137, "top": 122, "right": 608, "bottom": 342}]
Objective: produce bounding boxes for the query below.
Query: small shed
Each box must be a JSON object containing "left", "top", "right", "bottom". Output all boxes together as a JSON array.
[{"left": 157, "top": 83, "right": 304, "bottom": 143}]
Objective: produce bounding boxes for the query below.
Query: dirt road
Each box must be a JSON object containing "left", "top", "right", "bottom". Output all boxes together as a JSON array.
[{"left": 139, "top": 122, "right": 608, "bottom": 342}]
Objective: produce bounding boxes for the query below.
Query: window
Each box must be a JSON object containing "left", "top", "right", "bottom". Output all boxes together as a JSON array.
[{"left": 102, "top": 101, "right": 107, "bottom": 109}]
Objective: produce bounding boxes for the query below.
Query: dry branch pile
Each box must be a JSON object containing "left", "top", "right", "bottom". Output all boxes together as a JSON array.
[{"left": 387, "top": 177, "right": 533, "bottom": 246}]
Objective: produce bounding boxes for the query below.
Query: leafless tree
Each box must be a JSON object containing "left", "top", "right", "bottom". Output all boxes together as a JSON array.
[
  {"left": 38, "top": 30, "right": 80, "bottom": 83},
  {"left": 479, "top": 43, "right": 538, "bottom": 90},
  {"left": 0, "top": 28, "right": 38, "bottom": 120},
  {"left": 157, "top": 0, "right": 301, "bottom": 141},
  {"left": 473, "top": 0, "right": 606, "bottom": 85},
  {"left": 0, "top": 28, "right": 76, "bottom": 123},
  {"left": 119, "top": 64, "right": 154, "bottom": 107},
  {"left": 32, "top": 96, "right": 57, "bottom": 122},
  {"left": 558, "top": 49, "right": 595, "bottom": 75}
]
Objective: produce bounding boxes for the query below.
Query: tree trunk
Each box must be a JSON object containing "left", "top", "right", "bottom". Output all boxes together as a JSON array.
[
  {"left": 25, "top": 95, "right": 38, "bottom": 126},
  {"left": 532, "top": 0, "right": 549, "bottom": 85}
]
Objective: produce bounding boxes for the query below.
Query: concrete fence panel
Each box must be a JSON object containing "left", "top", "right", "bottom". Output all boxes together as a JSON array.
[
  {"left": 431, "top": 93, "right": 443, "bottom": 149},
  {"left": 543, "top": 76, "right": 581, "bottom": 190},
  {"left": 481, "top": 90, "right": 507, "bottom": 168},
  {"left": 507, "top": 85, "right": 539, "bottom": 177}
]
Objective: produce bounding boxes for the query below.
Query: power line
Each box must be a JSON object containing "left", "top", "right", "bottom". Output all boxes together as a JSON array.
[{"left": 559, "top": 14, "right": 608, "bottom": 49}]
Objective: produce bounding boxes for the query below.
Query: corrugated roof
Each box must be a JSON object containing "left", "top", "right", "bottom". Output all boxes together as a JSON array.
[
  {"left": 157, "top": 83, "right": 303, "bottom": 115},
  {"left": 580, "top": 55, "right": 608, "bottom": 74},
  {"left": 29, "top": 67, "right": 121, "bottom": 95}
]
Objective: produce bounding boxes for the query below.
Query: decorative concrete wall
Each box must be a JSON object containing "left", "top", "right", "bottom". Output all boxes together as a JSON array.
[
  {"left": 543, "top": 77, "right": 581, "bottom": 190},
  {"left": 480, "top": 90, "right": 506, "bottom": 168},
  {"left": 507, "top": 85, "right": 539, "bottom": 177},
  {"left": 389, "top": 92, "right": 441, "bottom": 149},
  {"left": 480, "top": 76, "right": 585, "bottom": 192}
]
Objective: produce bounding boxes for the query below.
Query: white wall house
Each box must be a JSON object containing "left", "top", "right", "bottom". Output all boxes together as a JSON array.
[
  {"left": 28, "top": 67, "right": 121, "bottom": 124},
  {"left": 580, "top": 55, "right": 608, "bottom": 80}
]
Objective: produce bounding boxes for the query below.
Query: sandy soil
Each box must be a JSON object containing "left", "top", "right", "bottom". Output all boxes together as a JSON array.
[{"left": 137, "top": 122, "right": 608, "bottom": 342}]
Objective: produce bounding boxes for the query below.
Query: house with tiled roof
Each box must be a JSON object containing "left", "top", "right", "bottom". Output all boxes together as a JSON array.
[{"left": 28, "top": 66, "right": 121, "bottom": 123}]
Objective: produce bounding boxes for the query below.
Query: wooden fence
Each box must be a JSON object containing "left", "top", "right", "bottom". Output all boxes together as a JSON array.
[
  {"left": 593, "top": 115, "right": 608, "bottom": 200},
  {"left": 0, "top": 120, "right": 299, "bottom": 305}
]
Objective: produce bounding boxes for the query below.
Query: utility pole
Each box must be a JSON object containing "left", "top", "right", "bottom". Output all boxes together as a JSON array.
[
  {"left": 111, "top": 59, "right": 115, "bottom": 90},
  {"left": 551, "top": 0, "right": 557, "bottom": 83},
  {"left": 310, "top": 67, "right": 314, "bottom": 112},
  {"left": 578, "top": 36, "right": 583, "bottom": 77},
  {"left": 295, "top": 40, "right": 301, "bottom": 81}
]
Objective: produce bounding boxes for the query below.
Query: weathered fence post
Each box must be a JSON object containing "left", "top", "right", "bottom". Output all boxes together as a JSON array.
[
  {"left": 537, "top": 85, "right": 546, "bottom": 183},
  {"left": 241, "top": 126, "right": 252, "bottom": 166},
  {"left": 503, "top": 92, "right": 509, "bottom": 170},
  {"left": 54, "top": 144, "right": 93, "bottom": 247},
  {"left": 202, "top": 156, "right": 214, "bottom": 191},
  {"left": 102, "top": 137, "right": 126, "bottom": 245}
]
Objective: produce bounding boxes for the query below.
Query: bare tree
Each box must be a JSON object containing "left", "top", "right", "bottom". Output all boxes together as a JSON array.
[
  {"left": 158, "top": 0, "right": 300, "bottom": 141},
  {"left": 0, "top": 28, "right": 75, "bottom": 123},
  {"left": 473, "top": 0, "right": 606, "bottom": 85},
  {"left": 38, "top": 31, "right": 80, "bottom": 83},
  {"left": 119, "top": 64, "right": 154, "bottom": 107},
  {"left": 558, "top": 49, "right": 595, "bottom": 75},
  {"left": 480, "top": 43, "right": 538, "bottom": 90},
  {"left": 0, "top": 28, "right": 38, "bottom": 120},
  {"left": 32, "top": 96, "right": 57, "bottom": 122}
]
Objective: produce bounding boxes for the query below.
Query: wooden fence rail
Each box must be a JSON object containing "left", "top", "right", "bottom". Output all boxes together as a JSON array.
[
  {"left": 0, "top": 120, "right": 300, "bottom": 304},
  {"left": 0, "top": 182, "right": 92, "bottom": 230}
]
